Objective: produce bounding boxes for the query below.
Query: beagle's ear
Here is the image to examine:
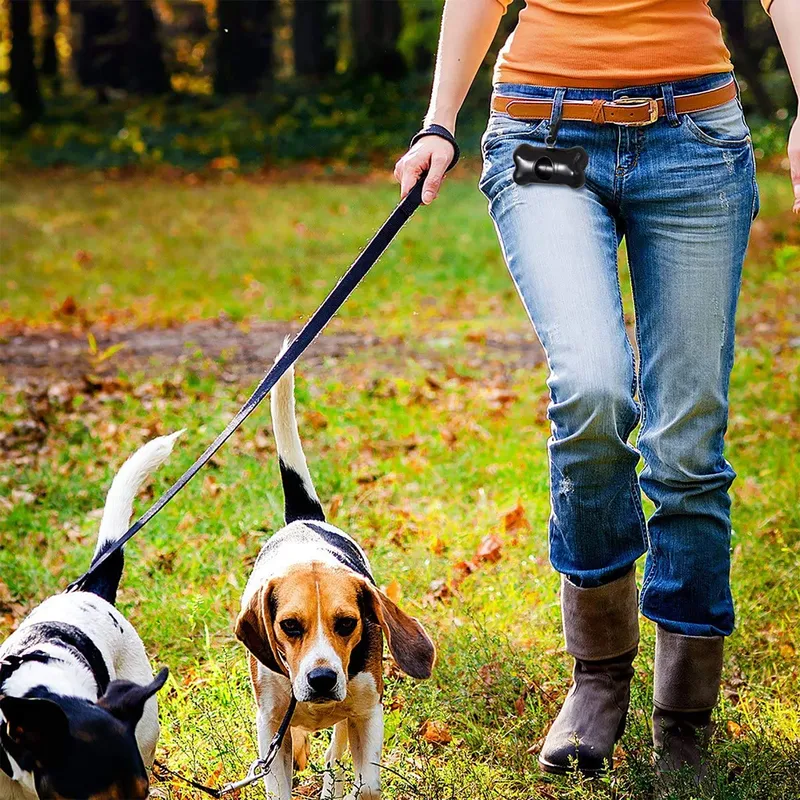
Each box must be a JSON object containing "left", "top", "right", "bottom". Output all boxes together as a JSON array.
[
  {"left": 363, "top": 584, "right": 436, "bottom": 679},
  {"left": 235, "top": 582, "right": 286, "bottom": 675}
]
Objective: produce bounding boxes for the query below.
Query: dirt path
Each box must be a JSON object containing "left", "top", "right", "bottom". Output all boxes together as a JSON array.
[{"left": 0, "top": 319, "right": 545, "bottom": 387}]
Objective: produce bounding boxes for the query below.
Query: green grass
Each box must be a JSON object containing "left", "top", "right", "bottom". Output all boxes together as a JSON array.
[{"left": 1, "top": 169, "right": 798, "bottom": 799}]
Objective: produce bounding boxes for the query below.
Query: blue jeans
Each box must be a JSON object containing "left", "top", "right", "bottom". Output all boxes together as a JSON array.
[{"left": 479, "top": 73, "right": 758, "bottom": 638}]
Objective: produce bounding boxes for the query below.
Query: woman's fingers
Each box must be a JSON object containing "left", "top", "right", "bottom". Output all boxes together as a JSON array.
[
  {"left": 400, "top": 156, "right": 426, "bottom": 200},
  {"left": 422, "top": 152, "right": 452, "bottom": 205},
  {"left": 395, "top": 137, "right": 456, "bottom": 203}
]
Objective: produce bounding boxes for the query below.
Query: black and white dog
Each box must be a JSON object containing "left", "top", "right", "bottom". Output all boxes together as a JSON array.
[{"left": 0, "top": 433, "right": 180, "bottom": 800}]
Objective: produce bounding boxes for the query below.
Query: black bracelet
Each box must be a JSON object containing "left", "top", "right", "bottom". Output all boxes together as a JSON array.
[{"left": 409, "top": 124, "right": 460, "bottom": 171}]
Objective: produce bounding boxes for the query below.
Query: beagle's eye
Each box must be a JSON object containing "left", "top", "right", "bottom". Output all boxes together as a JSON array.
[
  {"left": 280, "top": 618, "right": 303, "bottom": 638},
  {"left": 334, "top": 617, "right": 358, "bottom": 636}
]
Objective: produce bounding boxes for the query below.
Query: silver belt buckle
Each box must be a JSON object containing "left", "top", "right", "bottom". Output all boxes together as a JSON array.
[{"left": 613, "top": 96, "right": 659, "bottom": 126}]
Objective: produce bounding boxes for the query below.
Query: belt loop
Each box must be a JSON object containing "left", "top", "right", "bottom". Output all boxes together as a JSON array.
[
  {"left": 545, "top": 88, "right": 567, "bottom": 147},
  {"left": 662, "top": 83, "right": 680, "bottom": 127}
]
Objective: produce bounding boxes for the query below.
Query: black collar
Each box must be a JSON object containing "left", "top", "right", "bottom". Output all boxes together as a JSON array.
[{"left": 1, "top": 622, "right": 110, "bottom": 696}]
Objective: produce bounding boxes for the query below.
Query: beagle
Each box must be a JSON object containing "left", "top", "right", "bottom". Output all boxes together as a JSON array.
[
  {"left": 0, "top": 433, "right": 179, "bottom": 800},
  {"left": 236, "top": 351, "right": 436, "bottom": 800}
]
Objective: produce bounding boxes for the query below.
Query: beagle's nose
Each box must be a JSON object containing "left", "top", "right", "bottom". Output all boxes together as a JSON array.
[{"left": 307, "top": 667, "right": 337, "bottom": 695}]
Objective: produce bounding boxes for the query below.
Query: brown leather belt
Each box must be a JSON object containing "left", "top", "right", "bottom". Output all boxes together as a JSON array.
[{"left": 491, "top": 80, "right": 737, "bottom": 126}]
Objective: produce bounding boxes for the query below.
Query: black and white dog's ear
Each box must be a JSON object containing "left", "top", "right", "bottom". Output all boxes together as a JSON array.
[
  {"left": 362, "top": 584, "right": 436, "bottom": 680},
  {"left": 0, "top": 694, "right": 70, "bottom": 762},
  {"left": 96, "top": 667, "right": 169, "bottom": 728}
]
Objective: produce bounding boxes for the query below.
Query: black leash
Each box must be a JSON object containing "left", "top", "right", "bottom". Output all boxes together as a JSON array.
[
  {"left": 66, "top": 170, "right": 441, "bottom": 595},
  {"left": 153, "top": 695, "right": 298, "bottom": 796}
]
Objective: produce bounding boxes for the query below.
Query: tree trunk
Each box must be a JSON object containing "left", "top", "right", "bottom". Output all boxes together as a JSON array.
[
  {"left": 41, "top": 0, "right": 59, "bottom": 78},
  {"left": 350, "top": 0, "right": 405, "bottom": 80},
  {"left": 125, "top": 0, "right": 170, "bottom": 94},
  {"left": 9, "top": 0, "right": 43, "bottom": 124},
  {"left": 216, "top": 0, "right": 276, "bottom": 94},
  {"left": 293, "top": 0, "right": 336, "bottom": 79},
  {"left": 73, "top": 0, "right": 127, "bottom": 100},
  {"left": 716, "top": 0, "right": 773, "bottom": 117}
]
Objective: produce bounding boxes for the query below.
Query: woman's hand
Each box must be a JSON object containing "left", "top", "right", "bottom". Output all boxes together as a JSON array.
[
  {"left": 789, "top": 113, "right": 800, "bottom": 213},
  {"left": 394, "top": 135, "right": 456, "bottom": 205}
]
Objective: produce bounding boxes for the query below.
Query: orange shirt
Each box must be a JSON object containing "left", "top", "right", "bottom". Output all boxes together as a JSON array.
[{"left": 493, "top": 0, "right": 736, "bottom": 88}]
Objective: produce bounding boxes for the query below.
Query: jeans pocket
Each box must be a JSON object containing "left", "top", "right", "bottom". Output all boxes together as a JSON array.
[
  {"left": 481, "top": 113, "right": 548, "bottom": 158},
  {"left": 681, "top": 98, "right": 752, "bottom": 148},
  {"left": 480, "top": 115, "right": 548, "bottom": 203}
]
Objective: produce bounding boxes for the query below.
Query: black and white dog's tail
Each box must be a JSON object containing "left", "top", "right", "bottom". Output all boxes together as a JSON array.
[
  {"left": 271, "top": 341, "right": 325, "bottom": 524},
  {"left": 83, "top": 431, "right": 183, "bottom": 604}
]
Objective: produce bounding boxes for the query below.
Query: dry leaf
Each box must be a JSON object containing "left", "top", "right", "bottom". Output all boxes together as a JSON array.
[
  {"left": 384, "top": 580, "right": 403, "bottom": 605},
  {"left": 726, "top": 720, "right": 746, "bottom": 739},
  {"left": 203, "top": 475, "right": 221, "bottom": 497},
  {"left": 306, "top": 410, "right": 328, "bottom": 430},
  {"left": 452, "top": 560, "right": 476, "bottom": 586},
  {"left": 475, "top": 533, "right": 503, "bottom": 563},
  {"left": 419, "top": 719, "right": 452, "bottom": 745},
  {"left": 503, "top": 502, "right": 531, "bottom": 535},
  {"left": 59, "top": 296, "right": 78, "bottom": 316}
]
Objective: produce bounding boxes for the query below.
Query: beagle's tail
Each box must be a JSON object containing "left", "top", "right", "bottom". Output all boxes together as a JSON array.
[
  {"left": 271, "top": 339, "right": 325, "bottom": 524},
  {"left": 83, "top": 431, "right": 183, "bottom": 604}
]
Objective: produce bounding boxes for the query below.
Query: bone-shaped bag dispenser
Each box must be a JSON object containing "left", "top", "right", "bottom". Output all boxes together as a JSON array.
[{"left": 513, "top": 144, "right": 589, "bottom": 189}]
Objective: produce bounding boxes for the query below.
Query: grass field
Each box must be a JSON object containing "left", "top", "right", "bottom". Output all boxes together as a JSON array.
[{"left": 1, "top": 168, "right": 799, "bottom": 799}]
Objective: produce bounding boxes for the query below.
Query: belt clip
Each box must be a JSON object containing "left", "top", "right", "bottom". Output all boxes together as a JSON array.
[{"left": 615, "top": 96, "right": 659, "bottom": 127}]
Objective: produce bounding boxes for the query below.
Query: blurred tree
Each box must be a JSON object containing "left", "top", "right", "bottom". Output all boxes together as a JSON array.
[
  {"left": 124, "top": 0, "right": 170, "bottom": 94},
  {"left": 350, "top": 0, "right": 406, "bottom": 79},
  {"left": 715, "top": 0, "right": 773, "bottom": 117},
  {"left": 216, "top": 0, "right": 276, "bottom": 94},
  {"left": 41, "top": 0, "right": 59, "bottom": 80},
  {"left": 294, "top": 0, "right": 336, "bottom": 79},
  {"left": 72, "top": 0, "right": 126, "bottom": 102},
  {"left": 9, "top": 0, "right": 43, "bottom": 124}
]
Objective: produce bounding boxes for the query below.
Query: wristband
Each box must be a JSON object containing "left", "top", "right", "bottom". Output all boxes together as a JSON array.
[{"left": 409, "top": 124, "right": 460, "bottom": 171}]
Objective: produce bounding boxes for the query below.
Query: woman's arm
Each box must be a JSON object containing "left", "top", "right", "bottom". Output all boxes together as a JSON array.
[
  {"left": 394, "top": 0, "right": 505, "bottom": 203},
  {"left": 770, "top": 0, "right": 800, "bottom": 212}
]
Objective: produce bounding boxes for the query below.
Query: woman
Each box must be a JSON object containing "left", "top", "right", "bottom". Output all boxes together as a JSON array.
[{"left": 395, "top": 0, "right": 799, "bottom": 780}]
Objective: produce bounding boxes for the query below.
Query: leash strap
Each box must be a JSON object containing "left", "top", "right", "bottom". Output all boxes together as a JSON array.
[{"left": 66, "top": 172, "right": 437, "bottom": 594}]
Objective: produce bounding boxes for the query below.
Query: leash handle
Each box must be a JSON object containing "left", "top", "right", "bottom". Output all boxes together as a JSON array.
[{"left": 66, "top": 175, "right": 428, "bottom": 594}]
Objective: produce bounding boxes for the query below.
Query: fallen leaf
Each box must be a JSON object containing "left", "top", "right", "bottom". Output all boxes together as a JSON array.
[
  {"left": 59, "top": 296, "right": 78, "bottom": 316},
  {"left": 11, "top": 489, "right": 37, "bottom": 506},
  {"left": 726, "top": 720, "right": 746, "bottom": 739},
  {"left": 503, "top": 502, "right": 531, "bottom": 535},
  {"left": 203, "top": 475, "right": 221, "bottom": 497},
  {"left": 306, "top": 410, "right": 328, "bottom": 430},
  {"left": 384, "top": 580, "right": 402, "bottom": 605},
  {"left": 419, "top": 719, "right": 452, "bottom": 745},
  {"left": 475, "top": 533, "right": 503, "bottom": 563},
  {"left": 452, "top": 560, "right": 476, "bottom": 586}
]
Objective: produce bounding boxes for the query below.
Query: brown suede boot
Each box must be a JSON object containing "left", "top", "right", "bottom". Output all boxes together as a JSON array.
[
  {"left": 538, "top": 568, "right": 639, "bottom": 776},
  {"left": 652, "top": 627, "right": 723, "bottom": 784}
]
